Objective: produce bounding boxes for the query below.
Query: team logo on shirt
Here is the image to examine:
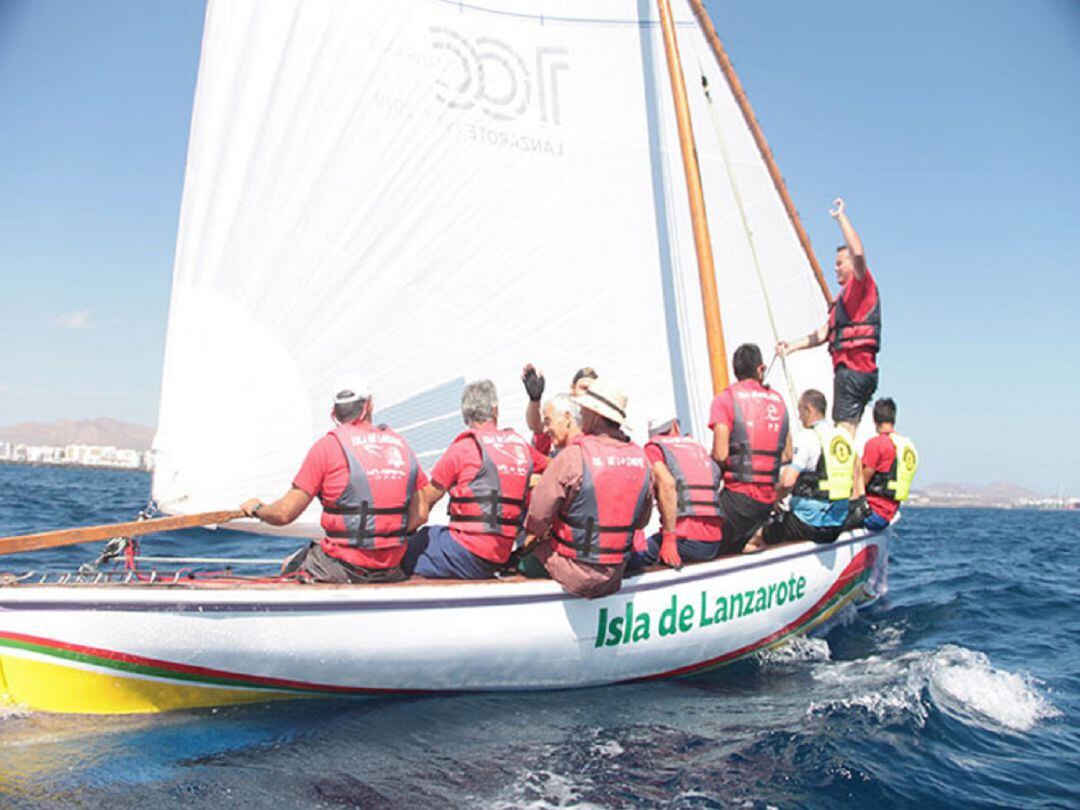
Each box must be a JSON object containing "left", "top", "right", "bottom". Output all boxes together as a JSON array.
[
  {"left": 386, "top": 446, "right": 406, "bottom": 469},
  {"left": 902, "top": 447, "right": 917, "bottom": 471},
  {"left": 830, "top": 435, "right": 852, "bottom": 464}
]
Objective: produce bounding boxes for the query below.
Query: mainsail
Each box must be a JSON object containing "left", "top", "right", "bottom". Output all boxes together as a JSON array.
[{"left": 152, "top": 0, "right": 835, "bottom": 534}]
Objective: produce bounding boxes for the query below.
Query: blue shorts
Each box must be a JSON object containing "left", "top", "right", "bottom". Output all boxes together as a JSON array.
[
  {"left": 401, "top": 525, "right": 502, "bottom": 580},
  {"left": 626, "top": 531, "right": 721, "bottom": 573},
  {"left": 863, "top": 511, "right": 890, "bottom": 532}
]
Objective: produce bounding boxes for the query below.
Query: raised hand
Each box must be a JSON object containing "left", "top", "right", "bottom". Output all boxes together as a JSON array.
[
  {"left": 521, "top": 364, "right": 546, "bottom": 402},
  {"left": 829, "top": 197, "right": 846, "bottom": 219},
  {"left": 776, "top": 340, "right": 790, "bottom": 358}
]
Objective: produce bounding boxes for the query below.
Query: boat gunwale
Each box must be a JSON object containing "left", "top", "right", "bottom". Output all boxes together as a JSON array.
[{"left": 0, "top": 528, "right": 884, "bottom": 612}]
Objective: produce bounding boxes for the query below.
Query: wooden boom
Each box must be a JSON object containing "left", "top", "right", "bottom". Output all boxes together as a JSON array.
[{"left": 0, "top": 511, "right": 244, "bottom": 557}]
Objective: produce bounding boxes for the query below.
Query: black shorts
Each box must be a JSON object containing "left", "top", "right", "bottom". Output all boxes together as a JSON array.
[
  {"left": 833, "top": 365, "right": 878, "bottom": 424},
  {"left": 762, "top": 511, "right": 842, "bottom": 546},
  {"left": 716, "top": 488, "right": 775, "bottom": 554}
]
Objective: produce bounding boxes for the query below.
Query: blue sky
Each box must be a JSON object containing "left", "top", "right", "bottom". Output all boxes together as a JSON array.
[{"left": 0, "top": 0, "right": 1077, "bottom": 493}]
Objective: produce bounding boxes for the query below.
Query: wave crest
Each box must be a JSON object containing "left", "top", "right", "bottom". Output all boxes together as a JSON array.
[{"left": 809, "top": 644, "right": 1060, "bottom": 733}]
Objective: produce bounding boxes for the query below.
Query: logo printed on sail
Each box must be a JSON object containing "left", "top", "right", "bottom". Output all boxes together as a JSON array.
[{"left": 430, "top": 28, "right": 568, "bottom": 125}]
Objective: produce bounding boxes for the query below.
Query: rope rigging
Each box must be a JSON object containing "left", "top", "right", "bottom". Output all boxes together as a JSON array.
[{"left": 691, "top": 48, "right": 800, "bottom": 409}]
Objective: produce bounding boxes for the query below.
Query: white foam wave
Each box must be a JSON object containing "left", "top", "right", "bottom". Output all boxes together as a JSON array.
[
  {"left": 758, "top": 636, "right": 832, "bottom": 665},
  {"left": 873, "top": 623, "right": 905, "bottom": 651},
  {"left": 0, "top": 705, "right": 28, "bottom": 720},
  {"left": 926, "top": 645, "right": 1062, "bottom": 732},
  {"left": 487, "top": 770, "right": 600, "bottom": 810},
  {"left": 590, "top": 739, "right": 624, "bottom": 758},
  {"left": 808, "top": 645, "right": 1061, "bottom": 733}
]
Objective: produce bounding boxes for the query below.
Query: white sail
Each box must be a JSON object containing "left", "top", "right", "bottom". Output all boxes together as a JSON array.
[{"left": 152, "top": 0, "right": 836, "bottom": 532}]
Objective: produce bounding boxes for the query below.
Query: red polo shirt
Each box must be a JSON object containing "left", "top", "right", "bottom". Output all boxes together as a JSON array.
[
  {"left": 293, "top": 428, "right": 429, "bottom": 569},
  {"left": 832, "top": 268, "right": 879, "bottom": 373},
  {"left": 644, "top": 442, "right": 724, "bottom": 542},
  {"left": 708, "top": 380, "right": 785, "bottom": 504},
  {"left": 431, "top": 423, "right": 549, "bottom": 563},
  {"left": 862, "top": 431, "right": 899, "bottom": 521}
]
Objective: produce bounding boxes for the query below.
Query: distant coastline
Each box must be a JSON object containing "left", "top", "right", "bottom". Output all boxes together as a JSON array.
[
  {"left": 908, "top": 501, "right": 1079, "bottom": 512},
  {"left": 0, "top": 459, "right": 149, "bottom": 475}
]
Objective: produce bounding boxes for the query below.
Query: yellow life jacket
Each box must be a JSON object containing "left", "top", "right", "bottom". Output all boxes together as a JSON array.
[
  {"left": 793, "top": 424, "right": 854, "bottom": 502},
  {"left": 867, "top": 432, "right": 918, "bottom": 502}
]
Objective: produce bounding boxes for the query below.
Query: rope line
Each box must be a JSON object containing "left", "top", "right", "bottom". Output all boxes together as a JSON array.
[{"left": 692, "top": 50, "right": 800, "bottom": 408}]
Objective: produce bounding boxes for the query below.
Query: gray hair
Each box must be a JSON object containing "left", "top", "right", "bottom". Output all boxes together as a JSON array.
[
  {"left": 549, "top": 393, "right": 583, "bottom": 427},
  {"left": 461, "top": 379, "right": 498, "bottom": 425},
  {"left": 334, "top": 398, "right": 368, "bottom": 424}
]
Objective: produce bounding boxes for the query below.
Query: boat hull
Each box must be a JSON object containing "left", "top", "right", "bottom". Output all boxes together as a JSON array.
[{"left": 0, "top": 530, "right": 888, "bottom": 714}]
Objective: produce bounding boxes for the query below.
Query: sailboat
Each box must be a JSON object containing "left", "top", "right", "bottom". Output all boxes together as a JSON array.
[{"left": 0, "top": 0, "right": 889, "bottom": 715}]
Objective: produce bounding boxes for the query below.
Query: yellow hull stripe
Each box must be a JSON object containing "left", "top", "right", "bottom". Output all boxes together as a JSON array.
[{"left": 0, "top": 653, "right": 299, "bottom": 715}]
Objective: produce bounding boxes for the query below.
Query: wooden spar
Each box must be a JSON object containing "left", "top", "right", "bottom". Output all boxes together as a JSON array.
[
  {"left": 687, "top": 0, "right": 833, "bottom": 305},
  {"left": 656, "top": 0, "right": 729, "bottom": 395},
  {"left": 0, "top": 510, "right": 244, "bottom": 557}
]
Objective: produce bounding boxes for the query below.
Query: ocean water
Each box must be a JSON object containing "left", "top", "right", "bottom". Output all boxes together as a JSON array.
[{"left": 0, "top": 465, "right": 1076, "bottom": 808}]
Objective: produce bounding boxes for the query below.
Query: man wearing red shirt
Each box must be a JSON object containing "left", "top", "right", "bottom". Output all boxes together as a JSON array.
[
  {"left": 861, "top": 397, "right": 918, "bottom": 531},
  {"left": 709, "top": 344, "right": 792, "bottom": 554},
  {"left": 522, "top": 364, "right": 597, "bottom": 456},
  {"left": 403, "top": 380, "right": 549, "bottom": 579},
  {"left": 627, "top": 414, "right": 724, "bottom": 571},
  {"left": 777, "top": 198, "right": 881, "bottom": 436},
  {"left": 240, "top": 380, "right": 427, "bottom": 583}
]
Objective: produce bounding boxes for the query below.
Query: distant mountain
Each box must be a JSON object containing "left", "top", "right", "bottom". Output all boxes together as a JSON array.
[{"left": 0, "top": 418, "right": 155, "bottom": 451}]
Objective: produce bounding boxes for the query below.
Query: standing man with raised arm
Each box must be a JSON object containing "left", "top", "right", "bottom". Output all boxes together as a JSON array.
[{"left": 777, "top": 198, "right": 881, "bottom": 436}]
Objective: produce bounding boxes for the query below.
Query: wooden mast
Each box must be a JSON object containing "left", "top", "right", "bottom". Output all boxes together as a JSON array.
[
  {"left": 656, "top": 0, "right": 729, "bottom": 394},
  {"left": 686, "top": 0, "right": 833, "bottom": 305}
]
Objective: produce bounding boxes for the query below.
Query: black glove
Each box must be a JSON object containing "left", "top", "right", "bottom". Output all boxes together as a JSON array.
[{"left": 522, "top": 367, "right": 545, "bottom": 402}]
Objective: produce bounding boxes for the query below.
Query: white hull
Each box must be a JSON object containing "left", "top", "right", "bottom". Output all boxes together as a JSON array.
[{"left": 0, "top": 530, "right": 888, "bottom": 714}]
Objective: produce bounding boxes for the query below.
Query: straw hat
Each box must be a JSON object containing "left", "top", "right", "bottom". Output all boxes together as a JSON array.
[{"left": 574, "top": 378, "right": 630, "bottom": 426}]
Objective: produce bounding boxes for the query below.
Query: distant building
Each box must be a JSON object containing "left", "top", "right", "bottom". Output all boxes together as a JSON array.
[{"left": 1, "top": 441, "right": 151, "bottom": 472}]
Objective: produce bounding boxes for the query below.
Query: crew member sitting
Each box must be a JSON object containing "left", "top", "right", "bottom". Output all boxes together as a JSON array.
[
  {"left": 777, "top": 198, "right": 881, "bottom": 436},
  {"left": 520, "top": 378, "right": 653, "bottom": 598},
  {"left": 403, "top": 380, "right": 548, "bottom": 579},
  {"left": 628, "top": 413, "right": 724, "bottom": 571},
  {"left": 709, "top": 343, "right": 792, "bottom": 554},
  {"left": 541, "top": 393, "right": 584, "bottom": 451},
  {"left": 522, "top": 364, "right": 597, "bottom": 456},
  {"left": 862, "top": 397, "right": 918, "bottom": 531},
  {"left": 756, "top": 389, "right": 854, "bottom": 547},
  {"left": 240, "top": 380, "right": 426, "bottom": 583}
]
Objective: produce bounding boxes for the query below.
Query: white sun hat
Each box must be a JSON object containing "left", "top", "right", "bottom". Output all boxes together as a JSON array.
[
  {"left": 573, "top": 378, "right": 630, "bottom": 427},
  {"left": 331, "top": 378, "right": 371, "bottom": 404}
]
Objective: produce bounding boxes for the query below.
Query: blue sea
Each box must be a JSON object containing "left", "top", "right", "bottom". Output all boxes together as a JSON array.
[{"left": 0, "top": 465, "right": 1076, "bottom": 808}]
